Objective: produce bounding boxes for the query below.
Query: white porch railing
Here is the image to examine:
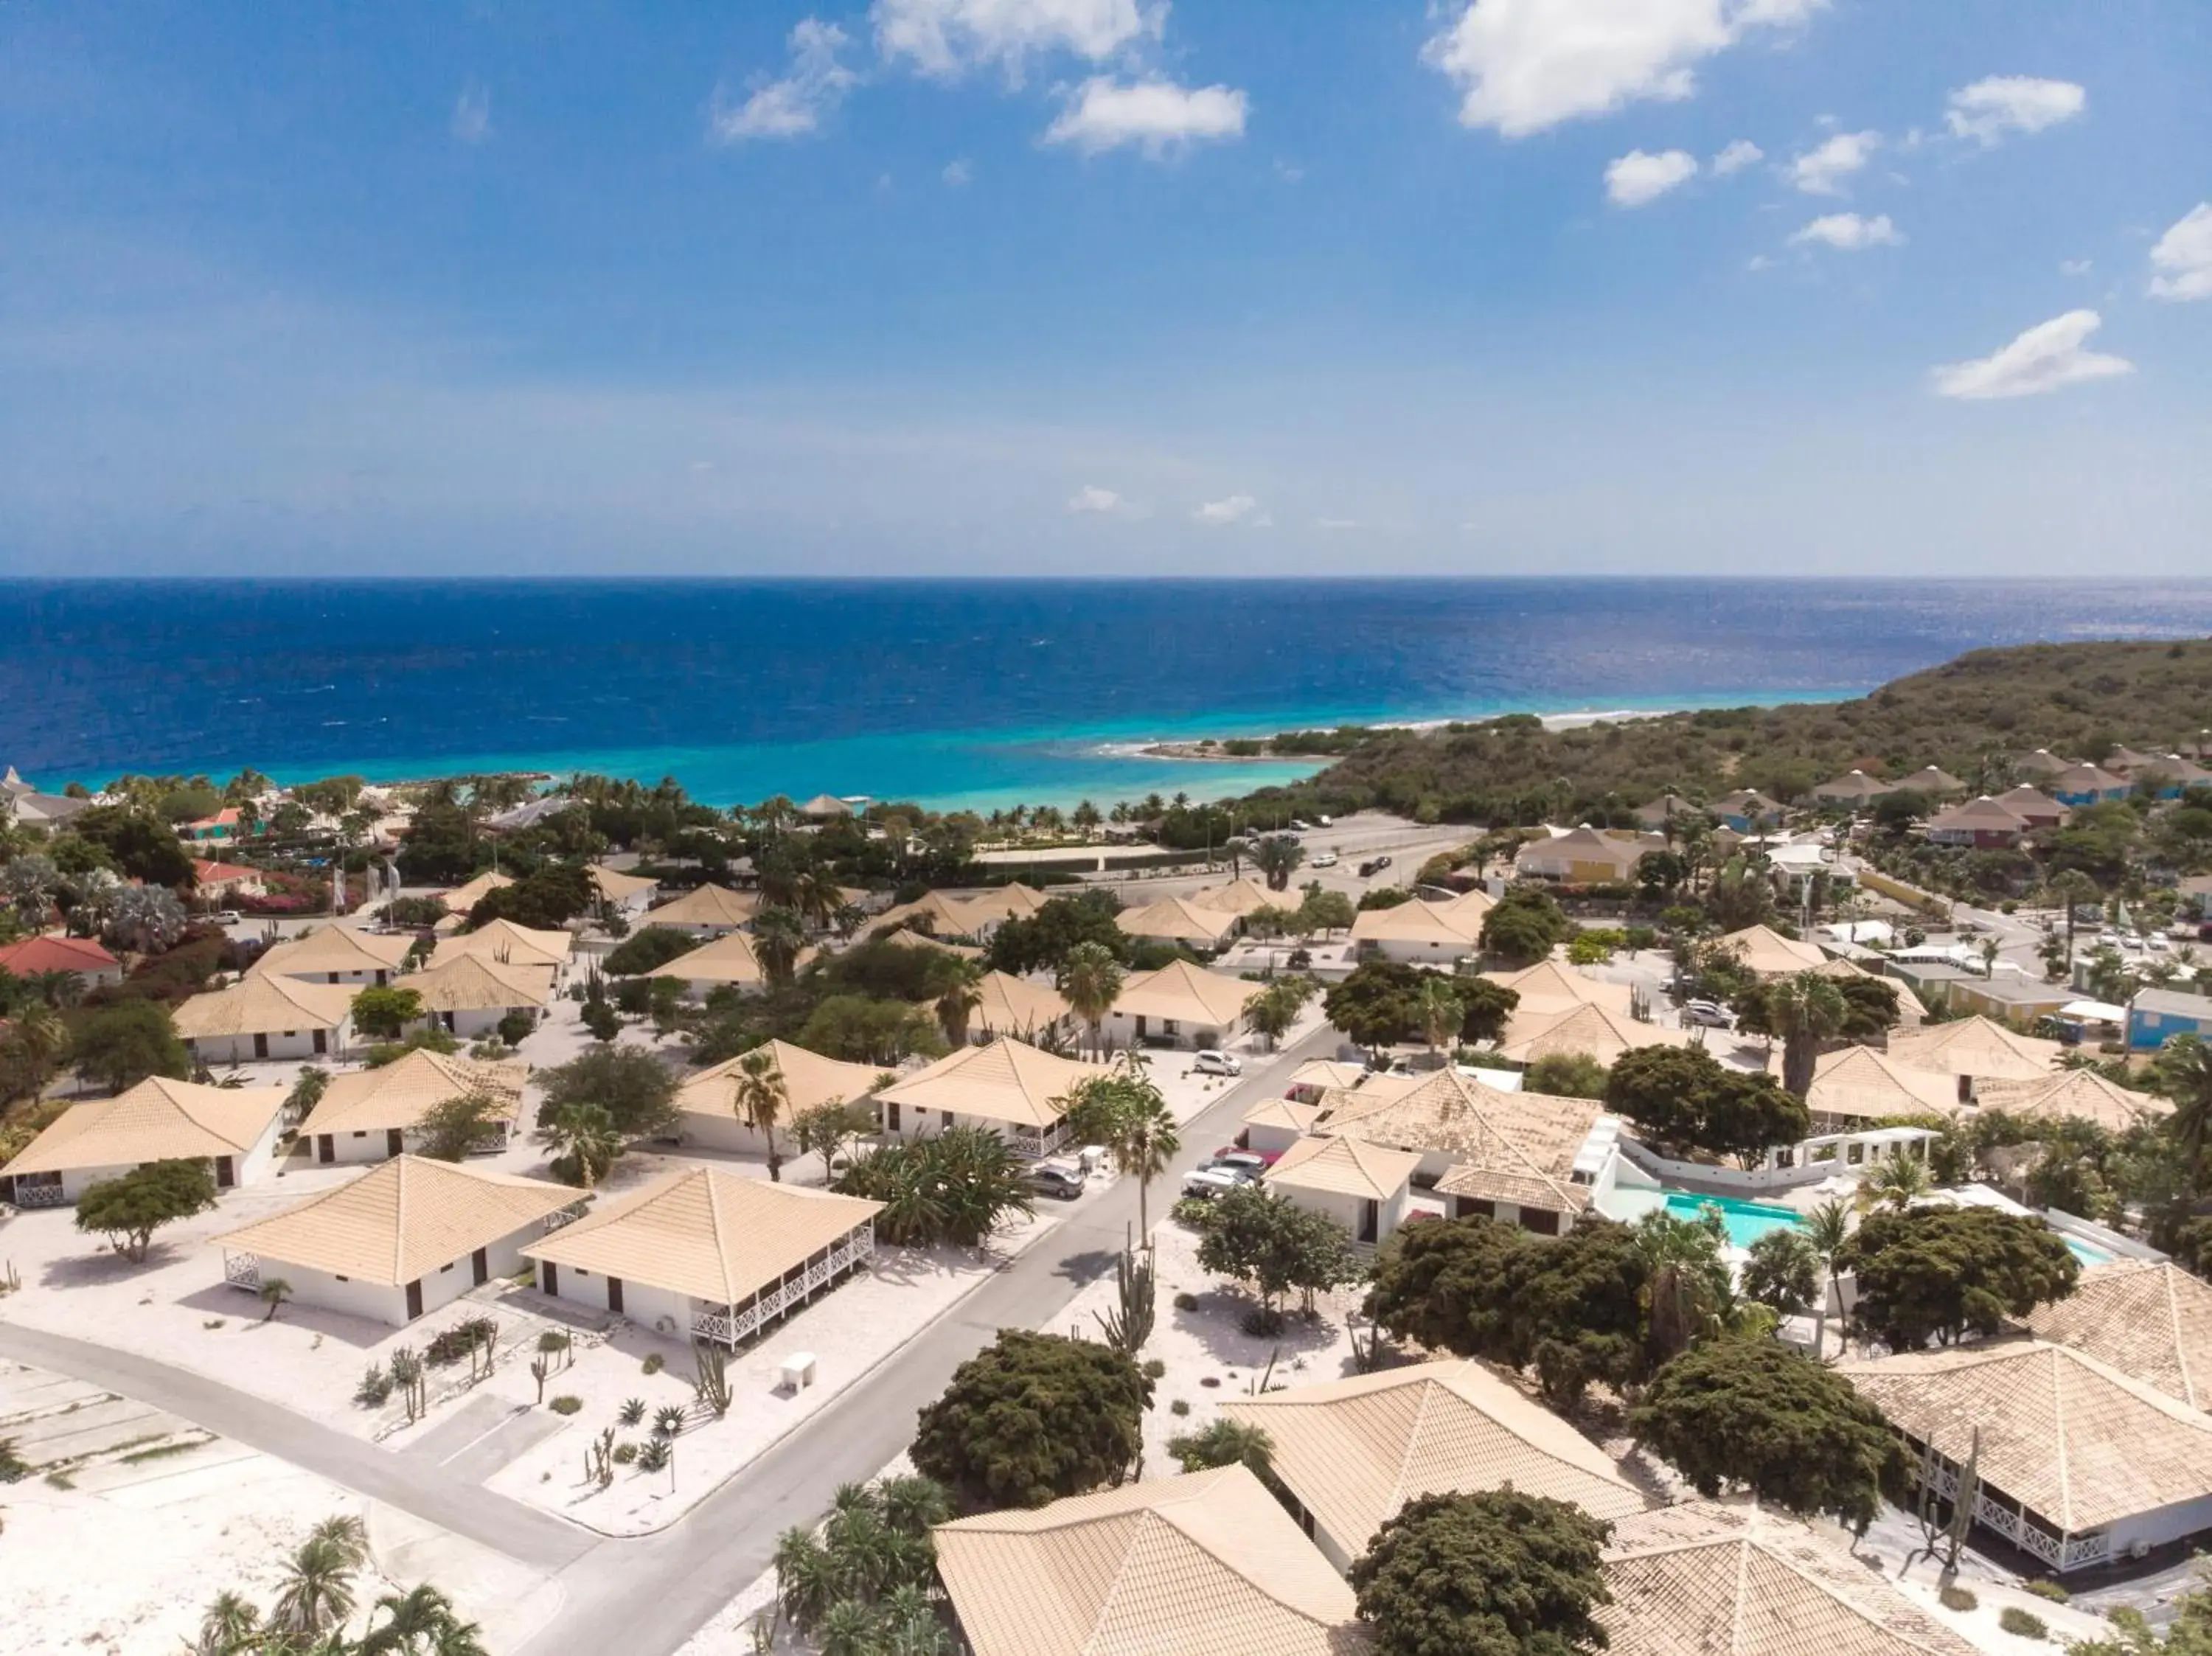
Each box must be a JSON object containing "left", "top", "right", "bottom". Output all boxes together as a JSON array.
[
  {"left": 223, "top": 1251, "right": 262, "bottom": 1290},
  {"left": 1010, "top": 1121, "right": 1071, "bottom": 1160},
  {"left": 1924, "top": 1458, "right": 2096, "bottom": 1571},
  {"left": 12, "top": 1180, "right": 67, "bottom": 1210},
  {"left": 691, "top": 1227, "right": 877, "bottom": 1347}
]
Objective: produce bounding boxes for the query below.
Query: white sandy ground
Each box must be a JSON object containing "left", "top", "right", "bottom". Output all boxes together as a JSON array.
[{"left": 0, "top": 1358, "right": 557, "bottom": 1656}]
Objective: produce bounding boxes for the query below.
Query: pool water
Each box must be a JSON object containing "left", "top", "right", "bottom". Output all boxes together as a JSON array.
[
  {"left": 2064, "top": 1236, "right": 2115, "bottom": 1267},
  {"left": 1660, "top": 1191, "right": 1807, "bottom": 1248}
]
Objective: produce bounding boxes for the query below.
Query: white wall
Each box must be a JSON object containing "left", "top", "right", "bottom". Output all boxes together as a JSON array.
[
  {"left": 673, "top": 1109, "right": 768, "bottom": 1155},
  {"left": 2106, "top": 1495, "right": 2212, "bottom": 1563},
  {"left": 1271, "top": 1182, "right": 1407, "bottom": 1247},
  {"left": 192, "top": 1027, "right": 343, "bottom": 1065},
  {"left": 268, "top": 966, "right": 390, "bottom": 989},
  {"left": 316, "top": 1128, "right": 400, "bottom": 1165},
  {"left": 246, "top": 1262, "right": 412, "bottom": 1326},
  {"left": 1244, "top": 1119, "right": 1307, "bottom": 1157},
  {"left": 1365, "top": 938, "right": 1475, "bottom": 965},
  {"left": 540, "top": 1260, "right": 697, "bottom": 1339},
  {"left": 420, "top": 1006, "right": 532, "bottom": 1040}
]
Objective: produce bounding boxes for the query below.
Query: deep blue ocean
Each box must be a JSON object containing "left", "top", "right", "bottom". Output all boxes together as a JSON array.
[{"left": 7, "top": 579, "right": 2212, "bottom": 812}]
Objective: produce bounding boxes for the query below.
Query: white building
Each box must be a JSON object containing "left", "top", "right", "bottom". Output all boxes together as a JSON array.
[
  {"left": 0, "top": 1077, "right": 288, "bottom": 1207},
  {"left": 250, "top": 925, "right": 412, "bottom": 989},
  {"left": 296, "top": 1049, "right": 528, "bottom": 1165},
  {"left": 670, "top": 1039, "right": 888, "bottom": 1155},
  {"left": 397, "top": 953, "right": 554, "bottom": 1039},
  {"left": 875, "top": 1037, "right": 1112, "bottom": 1159},
  {"left": 1348, "top": 888, "right": 1494, "bottom": 964},
  {"left": 1106, "top": 959, "right": 1255, "bottom": 1051},
  {"left": 173, "top": 973, "right": 355, "bottom": 1065},
  {"left": 641, "top": 883, "right": 759, "bottom": 935},
  {"left": 1262, "top": 1133, "right": 1421, "bottom": 1248},
  {"left": 215, "top": 1155, "right": 581, "bottom": 1326},
  {"left": 522, "top": 1166, "right": 882, "bottom": 1349}
]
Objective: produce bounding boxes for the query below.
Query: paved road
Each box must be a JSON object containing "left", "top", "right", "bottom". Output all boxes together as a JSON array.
[
  {"left": 1, "top": 1020, "right": 1341, "bottom": 1656},
  {"left": 0, "top": 1321, "right": 594, "bottom": 1573}
]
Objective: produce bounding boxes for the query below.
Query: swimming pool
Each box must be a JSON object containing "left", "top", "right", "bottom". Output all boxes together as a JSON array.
[
  {"left": 2063, "top": 1235, "right": 2115, "bottom": 1267},
  {"left": 1660, "top": 1191, "right": 1807, "bottom": 1248}
]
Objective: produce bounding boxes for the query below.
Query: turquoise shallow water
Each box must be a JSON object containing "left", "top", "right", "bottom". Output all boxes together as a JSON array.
[
  {"left": 10, "top": 577, "right": 2212, "bottom": 809},
  {"left": 1660, "top": 1191, "right": 1807, "bottom": 1248}
]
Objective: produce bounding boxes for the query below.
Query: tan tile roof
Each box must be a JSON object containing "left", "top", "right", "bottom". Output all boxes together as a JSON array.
[
  {"left": 1242, "top": 1097, "right": 1322, "bottom": 1135},
  {"left": 676, "top": 1040, "right": 888, "bottom": 1120},
  {"left": 1718, "top": 925, "right": 1828, "bottom": 977},
  {"left": 1189, "top": 878, "right": 1276, "bottom": 916},
  {"left": 398, "top": 953, "right": 554, "bottom": 1013},
  {"left": 873, "top": 928, "right": 983, "bottom": 961},
  {"left": 1498, "top": 1002, "right": 1689, "bottom": 1065},
  {"left": 437, "top": 870, "right": 514, "bottom": 912},
  {"left": 1806, "top": 957, "right": 1927, "bottom": 1021},
  {"left": 1287, "top": 1060, "right": 1371, "bottom": 1095},
  {"left": 1318, "top": 1070, "right": 1610, "bottom": 1214},
  {"left": 643, "top": 883, "right": 759, "bottom": 929},
  {"left": 2025, "top": 1262, "right": 2212, "bottom": 1411},
  {"left": 876, "top": 1037, "right": 1111, "bottom": 1129},
  {"left": 1482, "top": 959, "right": 1635, "bottom": 1015},
  {"left": 1898, "top": 766, "right": 1968, "bottom": 795},
  {"left": 1116, "top": 897, "right": 1240, "bottom": 946},
  {"left": 173, "top": 973, "right": 355, "bottom": 1039},
  {"left": 521, "top": 1165, "right": 882, "bottom": 1306},
  {"left": 1114, "top": 960, "right": 1255, "bottom": 1029},
  {"left": 250, "top": 925, "right": 414, "bottom": 979},
  {"left": 1218, "top": 1359, "right": 1647, "bottom": 1560},
  {"left": 1803, "top": 1046, "right": 1964, "bottom": 1121},
  {"left": 1349, "top": 890, "right": 1493, "bottom": 947},
  {"left": 871, "top": 891, "right": 989, "bottom": 937},
  {"left": 644, "top": 930, "right": 773, "bottom": 988},
  {"left": 429, "top": 918, "right": 572, "bottom": 970},
  {"left": 1599, "top": 1501, "right": 1981, "bottom": 1656},
  {"left": 1839, "top": 1340, "right": 2212, "bottom": 1531},
  {"left": 216, "top": 1155, "right": 580, "bottom": 1286},
  {"left": 1265, "top": 1133, "right": 1421, "bottom": 1200},
  {"left": 933, "top": 1464, "right": 1365, "bottom": 1656},
  {"left": 1973, "top": 1068, "right": 2170, "bottom": 1131},
  {"left": 1927, "top": 796, "right": 2031, "bottom": 834},
  {"left": 961, "top": 883, "right": 1049, "bottom": 925},
  {"left": 588, "top": 864, "right": 658, "bottom": 903},
  {"left": 1814, "top": 770, "right": 1893, "bottom": 804},
  {"left": 1885, "top": 1018, "right": 2061, "bottom": 1082},
  {"left": 4, "top": 1077, "right": 288, "bottom": 1175},
  {"left": 974, "top": 971, "right": 1073, "bottom": 1036},
  {"left": 299, "top": 1050, "right": 527, "bottom": 1138}
]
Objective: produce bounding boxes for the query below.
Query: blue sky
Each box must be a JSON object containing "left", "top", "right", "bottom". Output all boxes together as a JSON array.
[{"left": 2, "top": 0, "right": 2208, "bottom": 577}]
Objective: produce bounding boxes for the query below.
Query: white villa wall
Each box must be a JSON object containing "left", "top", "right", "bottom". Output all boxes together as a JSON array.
[
  {"left": 540, "top": 1261, "right": 695, "bottom": 1338},
  {"left": 191, "top": 1026, "right": 342, "bottom": 1065},
  {"left": 1363, "top": 937, "right": 1474, "bottom": 966},
  {"left": 2107, "top": 1495, "right": 2212, "bottom": 1562},
  {"left": 1105, "top": 1009, "right": 1245, "bottom": 1051},
  {"left": 316, "top": 1129, "right": 401, "bottom": 1165},
  {"left": 243, "top": 1263, "right": 411, "bottom": 1326},
  {"left": 672, "top": 1109, "right": 768, "bottom": 1155},
  {"left": 1273, "top": 1180, "right": 1410, "bottom": 1248},
  {"left": 878, "top": 1102, "right": 1065, "bottom": 1152},
  {"left": 268, "top": 965, "right": 391, "bottom": 989},
  {"left": 1244, "top": 1119, "right": 1307, "bottom": 1157},
  {"left": 420, "top": 1006, "right": 532, "bottom": 1040}
]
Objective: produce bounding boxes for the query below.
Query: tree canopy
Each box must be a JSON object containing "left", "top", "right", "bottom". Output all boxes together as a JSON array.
[
  {"left": 1350, "top": 1488, "right": 1613, "bottom": 1656},
  {"left": 1630, "top": 1338, "right": 1906, "bottom": 1531},
  {"left": 1837, "top": 1206, "right": 2079, "bottom": 1351},
  {"left": 911, "top": 1330, "right": 1151, "bottom": 1511},
  {"left": 1192, "top": 1183, "right": 1363, "bottom": 1327},
  {"left": 1604, "top": 1046, "right": 1809, "bottom": 1167},
  {"left": 534, "top": 1046, "right": 678, "bottom": 1139},
  {"left": 68, "top": 999, "right": 190, "bottom": 1093},
  {"left": 74, "top": 1158, "right": 218, "bottom": 1262}
]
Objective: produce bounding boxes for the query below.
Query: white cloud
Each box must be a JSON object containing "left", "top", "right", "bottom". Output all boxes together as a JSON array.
[
  {"left": 1944, "top": 76, "right": 2086, "bottom": 145},
  {"left": 1788, "top": 129, "right": 1877, "bottom": 194},
  {"left": 2060, "top": 258, "right": 2093, "bottom": 276},
  {"left": 710, "top": 18, "right": 858, "bottom": 142},
  {"left": 1422, "top": 0, "right": 1826, "bottom": 138},
  {"left": 1605, "top": 148, "right": 1698, "bottom": 207},
  {"left": 1788, "top": 212, "right": 1902, "bottom": 250},
  {"left": 2149, "top": 203, "right": 2212, "bottom": 302},
  {"left": 1067, "top": 484, "right": 1131, "bottom": 515},
  {"left": 942, "top": 158, "right": 973, "bottom": 186},
  {"left": 1711, "top": 138, "right": 1762, "bottom": 175},
  {"left": 1746, "top": 252, "right": 1775, "bottom": 271},
  {"left": 1043, "top": 77, "right": 1247, "bottom": 158},
  {"left": 1931, "top": 310, "right": 2132, "bottom": 401},
  {"left": 451, "top": 83, "right": 492, "bottom": 145},
  {"left": 873, "top": 0, "right": 1158, "bottom": 80},
  {"left": 1194, "top": 493, "right": 1259, "bottom": 525}
]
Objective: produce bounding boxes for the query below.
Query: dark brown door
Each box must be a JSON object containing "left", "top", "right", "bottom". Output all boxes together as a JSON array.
[
  {"left": 1521, "top": 1207, "right": 1561, "bottom": 1236},
  {"left": 886, "top": 1101, "right": 900, "bottom": 1132},
  {"left": 1455, "top": 1196, "right": 1496, "bottom": 1220},
  {"left": 215, "top": 1156, "right": 236, "bottom": 1189},
  {"left": 1359, "top": 1200, "right": 1379, "bottom": 1244},
  {"left": 254, "top": 1033, "right": 269, "bottom": 1060},
  {"left": 608, "top": 1277, "right": 625, "bottom": 1314},
  {"left": 405, "top": 1280, "right": 423, "bottom": 1319},
  {"left": 542, "top": 1262, "right": 558, "bottom": 1295},
  {"left": 313, "top": 1029, "right": 327, "bottom": 1055},
  {"left": 386, "top": 1129, "right": 405, "bottom": 1158},
  {"left": 472, "top": 1248, "right": 489, "bottom": 1286},
  {"left": 317, "top": 1135, "right": 335, "bottom": 1163}
]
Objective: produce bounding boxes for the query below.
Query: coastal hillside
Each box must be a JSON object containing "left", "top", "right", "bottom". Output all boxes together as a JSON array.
[{"left": 1259, "top": 638, "right": 2212, "bottom": 820}]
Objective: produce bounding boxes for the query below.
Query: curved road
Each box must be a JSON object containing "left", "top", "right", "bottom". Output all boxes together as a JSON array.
[{"left": 0, "top": 1020, "right": 1342, "bottom": 1656}]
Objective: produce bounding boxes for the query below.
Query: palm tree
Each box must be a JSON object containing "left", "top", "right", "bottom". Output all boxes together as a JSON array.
[
  {"left": 734, "top": 1047, "right": 793, "bottom": 1181},
  {"left": 26, "top": 967, "right": 83, "bottom": 1010},
  {"left": 1057, "top": 942, "right": 1124, "bottom": 1058},
  {"left": 930, "top": 956, "right": 987, "bottom": 1048},
  {"left": 751, "top": 906, "right": 808, "bottom": 987},
  {"left": 1764, "top": 971, "right": 1848, "bottom": 1098},
  {"left": 270, "top": 1534, "right": 358, "bottom": 1639},
  {"left": 1415, "top": 975, "right": 1465, "bottom": 1061},
  {"left": 2162, "top": 1034, "right": 2212, "bottom": 1174},
  {"left": 258, "top": 1276, "right": 294, "bottom": 1323},
  {"left": 1059, "top": 1058, "right": 1180, "bottom": 1234},
  {"left": 535, "top": 1100, "right": 622, "bottom": 1189},
  {"left": 2047, "top": 869, "right": 2100, "bottom": 971},
  {"left": 1243, "top": 981, "right": 1298, "bottom": 1052},
  {"left": 1252, "top": 833, "right": 1305, "bottom": 892},
  {"left": 1804, "top": 1196, "right": 1852, "bottom": 1360},
  {"left": 1858, "top": 1155, "right": 1934, "bottom": 1212},
  {"left": 308, "top": 1514, "right": 371, "bottom": 1568},
  {"left": 190, "top": 1590, "right": 262, "bottom": 1656},
  {"left": 1634, "top": 1208, "right": 1733, "bottom": 1368},
  {"left": 361, "top": 1583, "right": 487, "bottom": 1655}
]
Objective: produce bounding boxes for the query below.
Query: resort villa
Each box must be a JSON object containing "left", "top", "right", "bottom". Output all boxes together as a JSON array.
[
  {"left": 521, "top": 1166, "right": 883, "bottom": 1349},
  {"left": 1513, "top": 826, "right": 1659, "bottom": 884},
  {"left": 1262, "top": 1133, "right": 1423, "bottom": 1248},
  {"left": 1496, "top": 1002, "right": 1688, "bottom": 1068},
  {"left": 669, "top": 1039, "right": 888, "bottom": 1155},
  {"left": 397, "top": 953, "right": 554, "bottom": 1039},
  {"left": 0, "top": 1077, "right": 289, "bottom": 1206},
  {"left": 173, "top": 972, "right": 355, "bottom": 1064},
  {"left": 874, "top": 1037, "right": 1110, "bottom": 1158},
  {"left": 1113, "top": 896, "right": 1242, "bottom": 952},
  {"left": 215, "top": 1155, "right": 582, "bottom": 1326},
  {"left": 0, "top": 933, "right": 122, "bottom": 991},
  {"left": 641, "top": 883, "right": 759, "bottom": 935},
  {"left": 251, "top": 925, "right": 412, "bottom": 987},
  {"left": 1349, "top": 887, "right": 1495, "bottom": 963},
  {"left": 1105, "top": 959, "right": 1254, "bottom": 1051},
  {"left": 968, "top": 970, "right": 1074, "bottom": 1043},
  {"left": 295, "top": 1049, "right": 529, "bottom": 1163}
]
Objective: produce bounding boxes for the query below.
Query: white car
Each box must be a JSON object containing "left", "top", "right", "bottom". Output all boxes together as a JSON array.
[
  {"left": 1181, "top": 1167, "right": 1244, "bottom": 1199},
  {"left": 1290, "top": 818, "right": 1312, "bottom": 832},
  {"left": 1681, "top": 1000, "right": 1733, "bottom": 1029},
  {"left": 1310, "top": 852, "right": 1338, "bottom": 868},
  {"left": 1192, "top": 1049, "right": 1243, "bottom": 1077},
  {"left": 2147, "top": 934, "right": 2171, "bottom": 953},
  {"left": 1315, "top": 815, "right": 1334, "bottom": 827}
]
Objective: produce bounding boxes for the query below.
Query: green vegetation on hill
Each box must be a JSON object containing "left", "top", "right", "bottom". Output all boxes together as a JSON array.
[{"left": 1245, "top": 638, "right": 2212, "bottom": 824}]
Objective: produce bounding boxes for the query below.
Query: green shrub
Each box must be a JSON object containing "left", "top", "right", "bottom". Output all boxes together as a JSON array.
[
  {"left": 1142, "top": 1359, "right": 1166, "bottom": 1380},
  {"left": 2020, "top": 1582, "right": 2070, "bottom": 1604},
  {"left": 425, "top": 1316, "right": 498, "bottom": 1365},
  {"left": 1169, "top": 1399, "right": 1191, "bottom": 1416},
  {"left": 641, "top": 1352, "right": 664, "bottom": 1375},
  {"left": 1938, "top": 1586, "right": 1978, "bottom": 1612},
  {"left": 1171, "top": 1200, "right": 1214, "bottom": 1230},
  {"left": 613, "top": 1441, "right": 639, "bottom": 1465},
  {"left": 1998, "top": 1609, "right": 2047, "bottom": 1640},
  {"left": 549, "top": 1395, "right": 583, "bottom": 1416},
  {"left": 1173, "top": 1290, "right": 1200, "bottom": 1311},
  {"left": 353, "top": 1365, "right": 394, "bottom": 1407}
]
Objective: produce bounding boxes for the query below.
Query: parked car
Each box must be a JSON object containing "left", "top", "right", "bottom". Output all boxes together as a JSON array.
[
  {"left": 1029, "top": 1163, "right": 1087, "bottom": 1201},
  {"left": 1371, "top": 854, "right": 1393, "bottom": 872},
  {"left": 1357, "top": 860, "right": 1382, "bottom": 878},
  {"left": 208, "top": 910, "right": 243, "bottom": 925},
  {"left": 1192, "top": 1048, "right": 1242, "bottom": 1077},
  {"left": 1290, "top": 818, "right": 1312, "bottom": 832},
  {"left": 1181, "top": 1167, "right": 1245, "bottom": 1199},
  {"left": 1682, "top": 999, "right": 1733, "bottom": 1028},
  {"left": 1310, "top": 852, "right": 1339, "bottom": 868},
  {"left": 1207, "top": 1150, "right": 1269, "bottom": 1177},
  {"left": 1315, "top": 815, "right": 1334, "bottom": 827}
]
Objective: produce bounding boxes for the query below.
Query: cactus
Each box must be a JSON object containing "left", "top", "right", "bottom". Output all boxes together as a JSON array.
[
  {"left": 1092, "top": 1243, "right": 1156, "bottom": 1356},
  {"left": 388, "top": 1346, "right": 428, "bottom": 1423},
  {"left": 586, "top": 1427, "right": 616, "bottom": 1489},
  {"left": 529, "top": 1352, "right": 553, "bottom": 1404},
  {"left": 1349, "top": 1315, "right": 1388, "bottom": 1374},
  {"left": 693, "top": 1341, "right": 733, "bottom": 1417}
]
